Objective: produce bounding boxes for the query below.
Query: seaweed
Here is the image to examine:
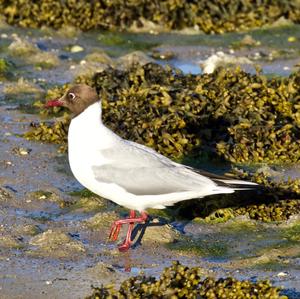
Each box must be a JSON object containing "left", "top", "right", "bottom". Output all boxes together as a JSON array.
[
  {"left": 86, "top": 261, "right": 287, "bottom": 298},
  {"left": 0, "top": 0, "right": 299, "bottom": 34}
]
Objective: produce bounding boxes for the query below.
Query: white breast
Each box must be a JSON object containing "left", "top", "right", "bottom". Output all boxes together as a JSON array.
[{"left": 68, "top": 102, "right": 117, "bottom": 194}]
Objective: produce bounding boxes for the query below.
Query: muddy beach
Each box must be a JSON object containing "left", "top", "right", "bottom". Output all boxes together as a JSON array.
[{"left": 0, "top": 7, "right": 300, "bottom": 298}]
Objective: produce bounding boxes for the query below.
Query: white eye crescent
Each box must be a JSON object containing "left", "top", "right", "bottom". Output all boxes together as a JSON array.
[{"left": 69, "top": 92, "right": 76, "bottom": 100}]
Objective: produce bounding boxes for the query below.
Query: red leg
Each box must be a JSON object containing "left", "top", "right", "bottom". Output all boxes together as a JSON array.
[
  {"left": 118, "top": 220, "right": 135, "bottom": 252},
  {"left": 109, "top": 210, "right": 136, "bottom": 241},
  {"left": 108, "top": 210, "right": 148, "bottom": 251}
]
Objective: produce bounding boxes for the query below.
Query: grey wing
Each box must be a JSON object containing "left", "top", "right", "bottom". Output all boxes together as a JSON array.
[{"left": 92, "top": 141, "right": 213, "bottom": 195}]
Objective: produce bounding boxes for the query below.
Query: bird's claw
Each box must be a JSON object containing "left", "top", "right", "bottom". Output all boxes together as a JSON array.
[{"left": 118, "top": 241, "right": 131, "bottom": 252}]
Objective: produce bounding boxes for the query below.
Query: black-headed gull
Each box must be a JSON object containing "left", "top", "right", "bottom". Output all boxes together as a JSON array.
[{"left": 46, "top": 84, "right": 256, "bottom": 251}]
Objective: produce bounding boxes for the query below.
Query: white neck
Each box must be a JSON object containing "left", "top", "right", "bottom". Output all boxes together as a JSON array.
[
  {"left": 68, "top": 100, "right": 119, "bottom": 151},
  {"left": 73, "top": 101, "right": 102, "bottom": 124}
]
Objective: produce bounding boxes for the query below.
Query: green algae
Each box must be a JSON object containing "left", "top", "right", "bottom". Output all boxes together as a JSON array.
[
  {"left": 98, "top": 33, "right": 159, "bottom": 51},
  {"left": 281, "top": 224, "right": 300, "bottom": 242},
  {"left": 0, "top": 58, "right": 13, "bottom": 80},
  {"left": 203, "top": 208, "right": 236, "bottom": 224},
  {"left": 30, "top": 190, "right": 55, "bottom": 201},
  {"left": 146, "top": 208, "right": 174, "bottom": 221},
  {"left": 85, "top": 211, "right": 118, "bottom": 230},
  {"left": 0, "top": 0, "right": 300, "bottom": 35},
  {"left": 69, "top": 188, "right": 96, "bottom": 198},
  {"left": 68, "top": 197, "right": 106, "bottom": 214},
  {"left": 86, "top": 261, "right": 287, "bottom": 299},
  {"left": 168, "top": 239, "right": 229, "bottom": 258}
]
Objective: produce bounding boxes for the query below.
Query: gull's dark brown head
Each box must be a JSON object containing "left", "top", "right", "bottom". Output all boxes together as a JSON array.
[{"left": 45, "top": 84, "right": 99, "bottom": 116}]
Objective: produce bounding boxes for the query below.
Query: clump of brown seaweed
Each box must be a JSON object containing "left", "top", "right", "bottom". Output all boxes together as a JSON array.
[
  {"left": 94, "top": 64, "right": 300, "bottom": 164},
  {"left": 86, "top": 261, "right": 287, "bottom": 299},
  {"left": 234, "top": 199, "right": 300, "bottom": 222},
  {"left": 179, "top": 193, "right": 300, "bottom": 223},
  {"left": 0, "top": 0, "right": 299, "bottom": 33},
  {"left": 24, "top": 117, "right": 69, "bottom": 153}
]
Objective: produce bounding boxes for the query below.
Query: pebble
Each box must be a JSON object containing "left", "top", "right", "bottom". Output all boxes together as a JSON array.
[
  {"left": 20, "top": 148, "right": 30, "bottom": 155},
  {"left": 70, "top": 45, "right": 84, "bottom": 53},
  {"left": 288, "top": 36, "right": 296, "bottom": 42},
  {"left": 277, "top": 271, "right": 288, "bottom": 277}
]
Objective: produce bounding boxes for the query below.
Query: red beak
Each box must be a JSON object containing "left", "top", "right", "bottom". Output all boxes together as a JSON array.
[{"left": 45, "top": 99, "right": 63, "bottom": 108}]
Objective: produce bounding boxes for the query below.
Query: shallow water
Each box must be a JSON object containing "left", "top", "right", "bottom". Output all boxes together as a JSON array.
[{"left": 0, "top": 23, "right": 300, "bottom": 298}]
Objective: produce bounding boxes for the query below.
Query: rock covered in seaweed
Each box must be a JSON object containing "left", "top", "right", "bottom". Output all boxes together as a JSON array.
[
  {"left": 28, "top": 229, "right": 85, "bottom": 258},
  {"left": 86, "top": 261, "right": 287, "bottom": 299},
  {"left": 0, "top": 0, "right": 300, "bottom": 34},
  {"left": 93, "top": 63, "right": 300, "bottom": 164}
]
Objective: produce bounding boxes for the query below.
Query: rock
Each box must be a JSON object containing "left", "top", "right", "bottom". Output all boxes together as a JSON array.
[
  {"left": 138, "top": 223, "right": 178, "bottom": 244},
  {"left": 238, "top": 35, "right": 261, "bottom": 47},
  {"left": 85, "top": 262, "right": 118, "bottom": 279},
  {"left": 277, "top": 271, "right": 288, "bottom": 277},
  {"left": 267, "top": 16, "right": 295, "bottom": 28},
  {"left": 84, "top": 51, "right": 113, "bottom": 65},
  {"left": 117, "top": 51, "right": 153, "bottom": 69},
  {"left": 8, "top": 36, "right": 61, "bottom": 69},
  {"left": 0, "top": 235, "right": 23, "bottom": 249},
  {"left": 4, "top": 77, "right": 44, "bottom": 100},
  {"left": 29, "top": 229, "right": 85, "bottom": 258},
  {"left": 129, "top": 17, "right": 166, "bottom": 34},
  {"left": 85, "top": 211, "right": 118, "bottom": 230},
  {"left": 151, "top": 50, "right": 175, "bottom": 60},
  {"left": 28, "top": 51, "right": 60, "bottom": 69},
  {"left": 8, "top": 37, "right": 39, "bottom": 56},
  {"left": 0, "top": 187, "right": 12, "bottom": 202},
  {"left": 69, "top": 61, "right": 107, "bottom": 81},
  {"left": 17, "top": 224, "right": 41, "bottom": 236},
  {"left": 200, "top": 51, "right": 253, "bottom": 74}
]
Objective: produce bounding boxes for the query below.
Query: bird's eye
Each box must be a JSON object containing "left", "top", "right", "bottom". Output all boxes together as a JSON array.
[{"left": 68, "top": 92, "right": 76, "bottom": 100}]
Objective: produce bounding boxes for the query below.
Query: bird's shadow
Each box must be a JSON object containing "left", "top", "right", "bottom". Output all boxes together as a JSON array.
[{"left": 129, "top": 216, "right": 171, "bottom": 249}]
